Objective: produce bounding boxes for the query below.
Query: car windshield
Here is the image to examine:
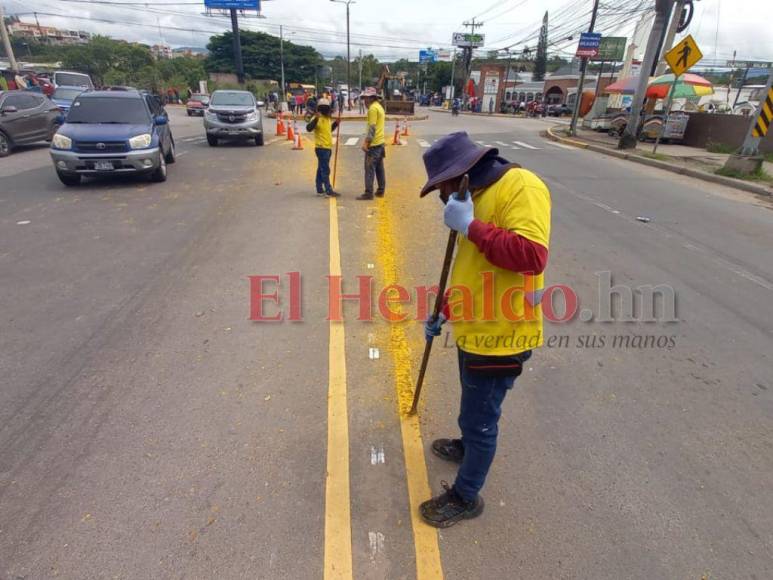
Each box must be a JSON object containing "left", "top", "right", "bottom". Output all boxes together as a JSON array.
[
  {"left": 210, "top": 92, "right": 253, "bottom": 107},
  {"left": 67, "top": 97, "right": 150, "bottom": 124},
  {"left": 191, "top": 95, "right": 209, "bottom": 104},
  {"left": 55, "top": 72, "right": 92, "bottom": 88},
  {"left": 53, "top": 87, "right": 83, "bottom": 101}
]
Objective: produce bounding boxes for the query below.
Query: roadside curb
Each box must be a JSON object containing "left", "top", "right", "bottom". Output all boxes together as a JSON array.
[
  {"left": 429, "top": 107, "right": 529, "bottom": 120},
  {"left": 544, "top": 126, "right": 773, "bottom": 197}
]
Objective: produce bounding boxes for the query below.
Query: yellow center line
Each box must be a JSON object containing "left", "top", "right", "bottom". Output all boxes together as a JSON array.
[
  {"left": 324, "top": 197, "right": 353, "bottom": 580},
  {"left": 375, "top": 196, "right": 444, "bottom": 580}
]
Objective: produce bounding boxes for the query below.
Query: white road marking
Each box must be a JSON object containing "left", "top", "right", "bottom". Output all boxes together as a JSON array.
[
  {"left": 345, "top": 137, "right": 359, "bottom": 146},
  {"left": 370, "top": 446, "right": 385, "bottom": 465},
  {"left": 368, "top": 531, "right": 385, "bottom": 561},
  {"left": 475, "top": 140, "right": 488, "bottom": 146},
  {"left": 545, "top": 141, "right": 578, "bottom": 150},
  {"left": 176, "top": 151, "right": 189, "bottom": 157},
  {"left": 495, "top": 141, "right": 514, "bottom": 148},
  {"left": 368, "top": 347, "right": 380, "bottom": 360},
  {"left": 514, "top": 140, "right": 539, "bottom": 149},
  {"left": 417, "top": 139, "right": 431, "bottom": 148},
  {"left": 16, "top": 220, "right": 30, "bottom": 225}
]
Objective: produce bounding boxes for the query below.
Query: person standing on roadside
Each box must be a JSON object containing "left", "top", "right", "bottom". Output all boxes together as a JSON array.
[
  {"left": 418, "top": 131, "right": 551, "bottom": 528},
  {"left": 356, "top": 87, "right": 386, "bottom": 201},
  {"left": 306, "top": 98, "right": 340, "bottom": 198}
]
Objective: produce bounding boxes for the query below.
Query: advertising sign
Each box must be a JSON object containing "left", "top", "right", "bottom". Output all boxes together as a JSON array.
[
  {"left": 592, "top": 36, "right": 626, "bottom": 61},
  {"left": 436, "top": 49, "right": 453, "bottom": 62},
  {"left": 576, "top": 32, "right": 602, "bottom": 58},
  {"left": 204, "top": 0, "right": 259, "bottom": 10},
  {"left": 419, "top": 49, "right": 437, "bottom": 64},
  {"left": 452, "top": 32, "right": 485, "bottom": 48}
]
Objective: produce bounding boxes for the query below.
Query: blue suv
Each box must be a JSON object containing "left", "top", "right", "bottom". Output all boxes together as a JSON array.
[{"left": 50, "top": 90, "right": 175, "bottom": 186}]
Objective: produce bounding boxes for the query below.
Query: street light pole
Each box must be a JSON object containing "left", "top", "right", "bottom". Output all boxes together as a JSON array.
[
  {"left": 569, "top": 0, "right": 600, "bottom": 136},
  {"left": 280, "top": 25, "right": 285, "bottom": 105},
  {"left": 331, "top": 0, "right": 355, "bottom": 110}
]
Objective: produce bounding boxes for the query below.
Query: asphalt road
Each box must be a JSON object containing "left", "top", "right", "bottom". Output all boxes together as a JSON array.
[{"left": 1, "top": 107, "right": 772, "bottom": 580}]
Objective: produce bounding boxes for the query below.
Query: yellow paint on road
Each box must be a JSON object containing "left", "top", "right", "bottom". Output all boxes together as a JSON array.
[
  {"left": 375, "top": 196, "right": 444, "bottom": 580},
  {"left": 324, "top": 197, "right": 353, "bottom": 580}
]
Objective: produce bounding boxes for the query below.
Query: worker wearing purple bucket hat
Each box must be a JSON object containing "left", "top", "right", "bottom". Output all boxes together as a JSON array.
[{"left": 418, "top": 131, "right": 552, "bottom": 528}]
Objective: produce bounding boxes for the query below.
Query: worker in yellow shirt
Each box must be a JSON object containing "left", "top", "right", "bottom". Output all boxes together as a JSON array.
[
  {"left": 305, "top": 98, "right": 340, "bottom": 198},
  {"left": 420, "top": 131, "right": 551, "bottom": 528},
  {"left": 356, "top": 87, "right": 386, "bottom": 200}
]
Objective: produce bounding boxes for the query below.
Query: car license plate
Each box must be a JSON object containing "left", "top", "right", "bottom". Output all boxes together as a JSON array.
[{"left": 94, "top": 161, "right": 114, "bottom": 171}]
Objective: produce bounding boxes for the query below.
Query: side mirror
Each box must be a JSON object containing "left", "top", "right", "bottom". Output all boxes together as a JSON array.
[
  {"left": 1, "top": 105, "right": 18, "bottom": 115},
  {"left": 256, "top": 100, "right": 265, "bottom": 108},
  {"left": 154, "top": 115, "right": 168, "bottom": 126}
]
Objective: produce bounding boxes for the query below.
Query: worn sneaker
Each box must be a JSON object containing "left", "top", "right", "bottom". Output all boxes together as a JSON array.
[
  {"left": 325, "top": 190, "right": 341, "bottom": 198},
  {"left": 431, "top": 438, "right": 464, "bottom": 464},
  {"left": 356, "top": 192, "right": 374, "bottom": 201},
  {"left": 316, "top": 190, "right": 326, "bottom": 197},
  {"left": 375, "top": 190, "right": 385, "bottom": 197},
  {"left": 419, "top": 481, "right": 484, "bottom": 528}
]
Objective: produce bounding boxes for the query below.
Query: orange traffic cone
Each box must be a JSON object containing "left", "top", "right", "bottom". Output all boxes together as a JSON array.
[
  {"left": 391, "top": 120, "right": 401, "bottom": 145},
  {"left": 293, "top": 122, "right": 304, "bottom": 150},
  {"left": 276, "top": 115, "right": 285, "bottom": 136},
  {"left": 402, "top": 117, "right": 409, "bottom": 136},
  {"left": 286, "top": 116, "right": 295, "bottom": 142}
]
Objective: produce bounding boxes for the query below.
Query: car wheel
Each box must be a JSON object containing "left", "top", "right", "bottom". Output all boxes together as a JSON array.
[
  {"left": 150, "top": 154, "right": 167, "bottom": 182},
  {"left": 255, "top": 132, "right": 264, "bottom": 146},
  {"left": 164, "top": 138, "right": 176, "bottom": 164},
  {"left": 56, "top": 170, "right": 81, "bottom": 186},
  {"left": 0, "top": 131, "right": 12, "bottom": 157},
  {"left": 46, "top": 122, "right": 59, "bottom": 142},
  {"left": 207, "top": 134, "right": 218, "bottom": 147}
]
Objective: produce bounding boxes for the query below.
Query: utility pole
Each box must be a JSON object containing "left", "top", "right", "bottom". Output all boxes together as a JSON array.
[
  {"left": 448, "top": 49, "right": 456, "bottom": 103},
  {"left": 0, "top": 3, "right": 18, "bottom": 72},
  {"left": 358, "top": 48, "right": 362, "bottom": 91},
  {"left": 619, "top": 0, "right": 673, "bottom": 149},
  {"left": 280, "top": 25, "right": 285, "bottom": 104},
  {"left": 229, "top": 8, "right": 244, "bottom": 84},
  {"left": 655, "top": 0, "right": 687, "bottom": 76},
  {"left": 461, "top": 17, "right": 483, "bottom": 107},
  {"left": 569, "top": 0, "right": 600, "bottom": 136},
  {"left": 722, "top": 69, "right": 773, "bottom": 174},
  {"left": 503, "top": 48, "right": 513, "bottom": 104},
  {"left": 330, "top": 0, "right": 354, "bottom": 110}
]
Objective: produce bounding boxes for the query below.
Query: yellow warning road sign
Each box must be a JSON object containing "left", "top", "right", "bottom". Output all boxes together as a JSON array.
[
  {"left": 665, "top": 35, "right": 703, "bottom": 76},
  {"left": 752, "top": 87, "right": 773, "bottom": 138}
]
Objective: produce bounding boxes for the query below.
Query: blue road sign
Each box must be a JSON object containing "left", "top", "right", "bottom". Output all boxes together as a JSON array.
[
  {"left": 419, "top": 49, "right": 437, "bottom": 64},
  {"left": 205, "top": 0, "right": 259, "bottom": 10},
  {"left": 576, "top": 32, "right": 602, "bottom": 58}
]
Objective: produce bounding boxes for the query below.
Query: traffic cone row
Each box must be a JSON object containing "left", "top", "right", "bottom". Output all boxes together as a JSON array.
[
  {"left": 276, "top": 114, "right": 286, "bottom": 136},
  {"left": 401, "top": 117, "right": 409, "bottom": 136},
  {"left": 292, "top": 121, "right": 304, "bottom": 150}
]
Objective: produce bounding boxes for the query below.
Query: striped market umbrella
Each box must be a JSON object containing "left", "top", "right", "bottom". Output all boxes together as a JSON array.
[
  {"left": 647, "top": 73, "right": 714, "bottom": 99},
  {"left": 604, "top": 76, "right": 643, "bottom": 95}
]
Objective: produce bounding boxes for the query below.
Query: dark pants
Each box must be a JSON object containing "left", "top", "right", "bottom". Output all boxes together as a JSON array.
[
  {"left": 315, "top": 147, "right": 333, "bottom": 193},
  {"left": 364, "top": 145, "right": 385, "bottom": 195},
  {"left": 454, "top": 347, "right": 532, "bottom": 501}
]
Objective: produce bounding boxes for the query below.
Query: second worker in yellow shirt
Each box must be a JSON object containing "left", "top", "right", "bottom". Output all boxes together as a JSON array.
[{"left": 356, "top": 87, "right": 386, "bottom": 201}]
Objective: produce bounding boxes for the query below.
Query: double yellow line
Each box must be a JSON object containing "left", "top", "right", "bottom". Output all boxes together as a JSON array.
[{"left": 323, "top": 197, "right": 443, "bottom": 579}]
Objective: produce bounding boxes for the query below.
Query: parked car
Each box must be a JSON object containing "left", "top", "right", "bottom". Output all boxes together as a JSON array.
[
  {"left": 50, "top": 86, "right": 85, "bottom": 115},
  {"left": 186, "top": 93, "right": 210, "bottom": 116},
  {"left": 547, "top": 103, "right": 572, "bottom": 117},
  {"left": 52, "top": 71, "right": 94, "bottom": 91},
  {"left": 0, "top": 91, "right": 62, "bottom": 157},
  {"left": 49, "top": 90, "right": 175, "bottom": 186},
  {"left": 204, "top": 90, "right": 264, "bottom": 146}
]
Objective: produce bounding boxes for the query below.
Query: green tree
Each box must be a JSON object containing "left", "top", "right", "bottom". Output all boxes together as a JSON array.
[
  {"left": 533, "top": 11, "right": 548, "bottom": 82},
  {"left": 206, "top": 30, "right": 321, "bottom": 83}
]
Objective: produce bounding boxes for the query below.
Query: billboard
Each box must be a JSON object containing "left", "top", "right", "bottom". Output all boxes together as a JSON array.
[
  {"left": 204, "top": 0, "right": 259, "bottom": 10},
  {"left": 419, "top": 49, "right": 437, "bottom": 64},
  {"left": 576, "top": 32, "right": 602, "bottom": 58},
  {"left": 592, "top": 36, "right": 626, "bottom": 61},
  {"left": 452, "top": 32, "right": 485, "bottom": 48},
  {"left": 436, "top": 49, "right": 453, "bottom": 62}
]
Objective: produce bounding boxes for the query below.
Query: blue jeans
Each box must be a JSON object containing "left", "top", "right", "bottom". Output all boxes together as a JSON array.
[
  {"left": 364, "top": 145, "right": 385, "bottom": 194},
  {"left": 315, "top": 147, "right": 333, "bottom": 193},
  {"left": 454, "top": 348, "right": 532, "bottom": 501}
]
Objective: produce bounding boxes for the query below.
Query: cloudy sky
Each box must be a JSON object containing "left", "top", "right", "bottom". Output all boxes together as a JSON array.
[{"left": 3, "top": 0, "right": 771, "bottom": 66}]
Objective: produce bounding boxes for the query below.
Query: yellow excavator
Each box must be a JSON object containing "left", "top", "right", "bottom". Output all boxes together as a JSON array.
[{"left": 376, "top": 65, "right": 415, "bottom": 115}]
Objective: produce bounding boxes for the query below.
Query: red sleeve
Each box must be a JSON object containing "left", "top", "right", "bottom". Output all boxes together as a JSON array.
[{"left": 466, "top": 219, "right": 548, "bottom": 274}]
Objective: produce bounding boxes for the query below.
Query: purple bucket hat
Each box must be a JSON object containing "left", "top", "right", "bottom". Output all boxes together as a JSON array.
[{"left": 419, "top": 132, "right": 498, "bottom": 197}]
